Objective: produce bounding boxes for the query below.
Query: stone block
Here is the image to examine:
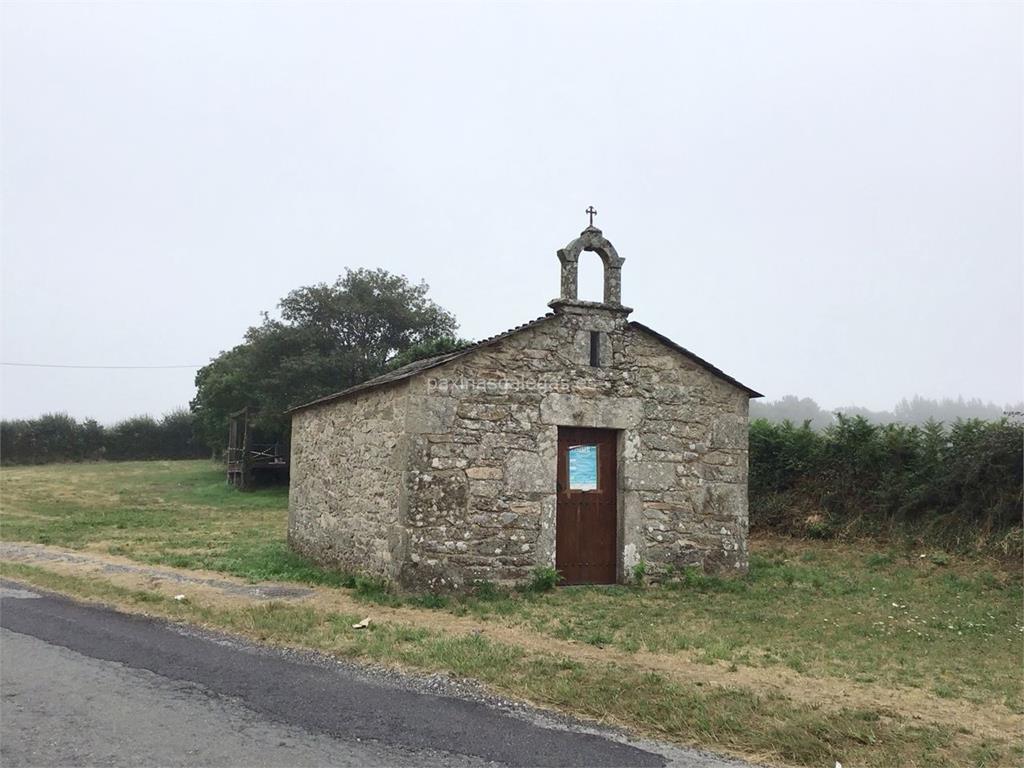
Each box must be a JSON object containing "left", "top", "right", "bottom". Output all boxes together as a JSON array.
[{"left": 466, "top": 466, "right": 504, "bottom": 480}]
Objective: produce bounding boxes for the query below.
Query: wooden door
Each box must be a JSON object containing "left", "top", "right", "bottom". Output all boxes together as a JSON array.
[{"left": 556, "top": 427, "right": 618, "bottom": 585}]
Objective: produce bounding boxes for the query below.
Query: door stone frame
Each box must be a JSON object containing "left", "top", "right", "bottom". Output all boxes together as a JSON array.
[{"left": 537, "top": 393, "right": 644, "bottom": 585}]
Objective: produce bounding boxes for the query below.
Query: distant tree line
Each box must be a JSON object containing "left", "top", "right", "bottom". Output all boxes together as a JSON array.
[
  {"left": 751, "top": 394, "right": 1023, "bottom": 431},
  {"left": 749, "top": 414, "right": 1023, "bottom": 554},
  {"left": 0, "top": 410, "right": 206, "bottom": 465}
]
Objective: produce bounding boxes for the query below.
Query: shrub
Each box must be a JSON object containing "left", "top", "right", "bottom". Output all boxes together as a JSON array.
[
  {"left": 525, "top": 566, "right": 560, "bottom": 593},
  {"left": 631, "top": 560, "right": 647, "bottom": 585},
  {"left": 749, "top": 415, "right": 1023, "bottom": 553}
]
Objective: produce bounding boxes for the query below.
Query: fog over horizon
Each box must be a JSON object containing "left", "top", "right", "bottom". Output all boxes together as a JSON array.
[{"left": 2, "top": 2, "right": 1021, "bottom": 425}]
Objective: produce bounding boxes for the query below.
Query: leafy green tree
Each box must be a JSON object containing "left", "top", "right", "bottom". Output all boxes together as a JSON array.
[{"left": 190, "top": 268, "right": 459, "bottom": 450}]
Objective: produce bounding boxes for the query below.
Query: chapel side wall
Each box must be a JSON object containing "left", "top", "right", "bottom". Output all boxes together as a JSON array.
[
  {"left": 623, "top": 331, "right": 750, "bottom": 577},
  {"left": 399, "top": 312, "right": 750, "bottom": 591},
  {"left": 287, "top": 383, "right": 409, "bottom": 581}
]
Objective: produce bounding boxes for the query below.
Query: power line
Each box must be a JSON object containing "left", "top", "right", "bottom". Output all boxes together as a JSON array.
[{"left": 2, "top": 362, "right": 203, "bottom": 370}]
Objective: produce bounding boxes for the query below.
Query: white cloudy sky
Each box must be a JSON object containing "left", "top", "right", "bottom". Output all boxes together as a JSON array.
[{"left": 2, "top": 1, "right": 1020, "bottom": 423}]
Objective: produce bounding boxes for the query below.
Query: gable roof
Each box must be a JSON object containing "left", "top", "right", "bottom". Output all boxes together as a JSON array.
[{"left": 287, "top": 314, "right": 761, "bottom": 414}]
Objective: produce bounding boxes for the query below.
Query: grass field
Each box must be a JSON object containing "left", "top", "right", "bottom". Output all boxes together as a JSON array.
[{"left": 2, "top": 460, "right": 1021, "bottom": 767}]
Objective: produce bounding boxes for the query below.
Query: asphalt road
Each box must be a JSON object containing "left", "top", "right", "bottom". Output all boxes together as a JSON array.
[{"left": 0, "top": 581, "right": 745, "bottom": 768}]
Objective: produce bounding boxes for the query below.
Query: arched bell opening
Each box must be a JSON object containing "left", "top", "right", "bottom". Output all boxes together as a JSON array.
[
  {"left": 555, "top": 226, "right": 625, "bottom": 307},
  {"left": 577, "top": 251, "right": 605, "bottom": 303}
]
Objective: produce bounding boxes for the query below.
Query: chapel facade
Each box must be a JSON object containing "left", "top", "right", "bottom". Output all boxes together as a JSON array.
[{"left": 287, "top": 224, "right": 760, "bottom": 590}]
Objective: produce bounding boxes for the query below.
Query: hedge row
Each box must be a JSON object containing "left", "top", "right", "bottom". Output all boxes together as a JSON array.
[
  {"left": 0, "top": 410, "right": 207, "bottom": 464},
  {"left": 749, "top": 415, "right": 1023, "bottom": 552}
]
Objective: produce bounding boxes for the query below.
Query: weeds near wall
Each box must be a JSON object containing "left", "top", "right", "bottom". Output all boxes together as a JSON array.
[
  {"left": 526, "top": 566, "right": 561, "bottom": 593},
  {"left": 630, "top": 561, "right": 647, "bottom": 586}
]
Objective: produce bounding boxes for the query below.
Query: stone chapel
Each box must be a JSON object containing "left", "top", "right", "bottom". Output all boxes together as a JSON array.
[{"left": 287, "top": 223, "right": 761, "bottom": 590}]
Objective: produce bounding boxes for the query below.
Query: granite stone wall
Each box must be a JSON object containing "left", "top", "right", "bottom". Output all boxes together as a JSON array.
[
  {"left": 287, "top": 304, "right": 750, "bottom": 591},
  {"left": 397, "top": 304, "right": 749, "bottom": 590},
  {"left": 287, "top": 384, "right": 409, "bottom": 581}
]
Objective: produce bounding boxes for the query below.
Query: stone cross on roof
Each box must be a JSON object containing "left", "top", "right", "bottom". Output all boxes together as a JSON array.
[{"left": 586, "top": 205, "right": 597, "bottom": 227}]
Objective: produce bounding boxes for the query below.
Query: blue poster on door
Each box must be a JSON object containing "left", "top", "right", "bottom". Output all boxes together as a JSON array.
[{"left": 568, "top": 445, "right": 598, "bottom": 490}]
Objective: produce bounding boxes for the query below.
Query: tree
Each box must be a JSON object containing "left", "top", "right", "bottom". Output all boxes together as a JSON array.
[{"left": 190, "top": 269, "right": 459, "bottom": 450}]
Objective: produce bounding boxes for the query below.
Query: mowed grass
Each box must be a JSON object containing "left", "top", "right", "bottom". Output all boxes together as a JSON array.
[
  {"left": 0, "top": 460, "right": 348, "bottom": 586},
  {"left": 1, "top": 459, "right": 1022, "bottom": 766}
]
